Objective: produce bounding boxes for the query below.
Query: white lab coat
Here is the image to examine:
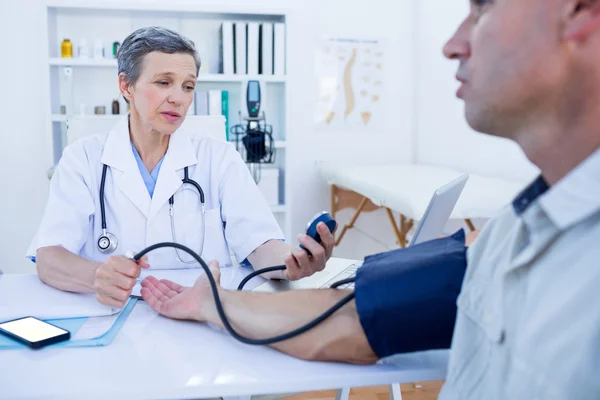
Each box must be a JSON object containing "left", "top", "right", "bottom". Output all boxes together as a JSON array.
[{"left": 27, "top": 116, "right": 284, "bottom": 270}]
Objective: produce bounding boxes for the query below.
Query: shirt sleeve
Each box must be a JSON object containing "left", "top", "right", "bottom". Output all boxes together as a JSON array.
[
  {"left": 26, "top": 143, "right": 96, "bottom": 260},
  {"left": 354, "top": 229, "right": 468, "bottom": 358},
  {"left": 218, "top": 144, "right": 285, "bottom": 264}
]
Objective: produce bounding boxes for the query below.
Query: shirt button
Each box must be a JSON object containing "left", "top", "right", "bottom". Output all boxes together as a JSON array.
[{"left": 499, "top": 330, "right": 506, "bottom": 345}]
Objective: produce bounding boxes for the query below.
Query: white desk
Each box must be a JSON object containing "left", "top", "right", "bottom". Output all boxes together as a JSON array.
[{"left": 0, "top": 263, "right": 449, "bottom": 400}]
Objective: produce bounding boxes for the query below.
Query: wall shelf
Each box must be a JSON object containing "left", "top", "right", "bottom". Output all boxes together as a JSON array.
[
  {"left": 198, "top": 74, "right": 286, "bottom": 83},
  {"left": 270, "top": 204, "right": 287, "bottom": 213},
  {"left": 51, "top": 114, "right": 120, "bottom": 122},
  {"left": 49, "top": 57, "right": 117, "bottom": 67},
  {"left": 51, "top": 114, "right": 68, "bottom": 122},
  {"left": 48, "top": 59, "right": 286, "bottom": 83}
]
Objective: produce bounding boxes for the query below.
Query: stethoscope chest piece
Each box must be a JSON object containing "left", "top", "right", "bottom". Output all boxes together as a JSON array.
[{"left": 97, "top": 230, "right": 118, "bottom": 253}]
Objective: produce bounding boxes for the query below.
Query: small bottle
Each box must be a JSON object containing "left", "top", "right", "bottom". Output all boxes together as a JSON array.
[
  {"left": 112, "top": 99, "right": 120, "bottom": 115},
  {"left": 79, "top": 39, "right": 89, "bottom": 58},
  {"left": 93, "top": 39, "right": 104, "bottom": 59},
  {"left": 61, "top": 39, "right": 72, "bottom": 58}
]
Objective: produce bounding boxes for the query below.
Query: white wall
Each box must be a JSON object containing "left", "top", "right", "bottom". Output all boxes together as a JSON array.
[
  {"left": 414, "top": 1, "right": 540, "bottom": 182},
  {"left": 0, "top": 1, "right": 50, "bottom": 274},
  {"left": 284, "top": 1, "right": 416, "bottom": 259},
  {"left": 0, "top": 0, "right": 415, "bottom": 273}
]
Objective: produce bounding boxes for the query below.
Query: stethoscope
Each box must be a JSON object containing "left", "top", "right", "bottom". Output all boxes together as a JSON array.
[{"left": 97, "top": 164, "right": 206, "bottom": 264}]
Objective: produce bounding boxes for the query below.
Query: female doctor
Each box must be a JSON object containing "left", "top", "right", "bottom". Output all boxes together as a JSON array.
[{"left": 27, "top": 27, "right": 335, "bottom": 308}]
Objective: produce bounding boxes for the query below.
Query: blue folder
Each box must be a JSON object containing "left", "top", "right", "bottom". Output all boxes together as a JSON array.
[{"left": 0, "top": 298, "right": 138, "bottom": 350}]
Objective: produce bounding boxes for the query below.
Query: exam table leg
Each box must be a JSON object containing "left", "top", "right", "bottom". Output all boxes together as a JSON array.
[
  {"left": 335, "top": 384, "right": 402, "bottom": 400},
  {"left": 335, "top": 387, "right": 351, "bottom": 400},
  {"left": 389, "top": 383, "right": 402, "bottom": 400},
  {"left": 465, "top": 219, "right": 476, "bottom": 232}
]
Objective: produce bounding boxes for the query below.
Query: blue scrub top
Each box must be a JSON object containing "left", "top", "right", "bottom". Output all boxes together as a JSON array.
[{"left": 131, "top": 142, "right": 165, "bottom": 198}]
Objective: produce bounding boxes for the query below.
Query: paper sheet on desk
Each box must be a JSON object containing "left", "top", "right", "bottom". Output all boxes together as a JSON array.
[
  {"left": 132, "top": 267, "right": 253, "bottom": 297},
  {"left": 0, "top": 274, "right": 121, "bottom": 321},
  {"left": 70, "top": 311, "right": 121, "bottom": 340}
]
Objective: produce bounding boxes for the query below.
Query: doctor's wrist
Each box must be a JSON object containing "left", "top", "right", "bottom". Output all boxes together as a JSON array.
[{"left": 90, "top": 262, "right": 105, "bottom": 293}]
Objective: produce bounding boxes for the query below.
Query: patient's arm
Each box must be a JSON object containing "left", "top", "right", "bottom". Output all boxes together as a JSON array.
[
  {"left": 206, "top": 287, "right": 377, "bottom": 364},
  {"left": 141, "top": 231, "right": 468, "bottom": 363},
  {"left": 141, "top": 265, "right": 378, "bottom": 365}
]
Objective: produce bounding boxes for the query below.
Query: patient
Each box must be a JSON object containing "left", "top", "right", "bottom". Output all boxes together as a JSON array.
[{"left": 141, "top": 0, "right": 600, "bottom": 398}]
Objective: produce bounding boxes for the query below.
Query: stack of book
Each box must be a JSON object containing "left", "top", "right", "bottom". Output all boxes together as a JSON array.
[{"left": 219, "top": 21, "right": 286, "bottom": 76}]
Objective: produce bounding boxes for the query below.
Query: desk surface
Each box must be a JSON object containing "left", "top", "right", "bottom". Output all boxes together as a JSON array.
[{"left": 0, "top": 263, "right": 448, "bottom": 400}]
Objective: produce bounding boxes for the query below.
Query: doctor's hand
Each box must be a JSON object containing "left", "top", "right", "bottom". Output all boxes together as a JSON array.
[
  {"left": 140, "top": 260, "right": 221, "bottom": 322},
  {"left": 95, "top": 256, "right": 150, "bottom": 308},
  {"left": 284, "top": 222, "right": 336, "bottom": 281}
]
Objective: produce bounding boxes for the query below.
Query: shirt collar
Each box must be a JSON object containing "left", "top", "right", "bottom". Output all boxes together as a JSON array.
[
  {"left": 512, "top": 175, "right": 550, "bottom": 215},
  {"left": 537, "top": 148, "right": 600, "bottom": 230}
]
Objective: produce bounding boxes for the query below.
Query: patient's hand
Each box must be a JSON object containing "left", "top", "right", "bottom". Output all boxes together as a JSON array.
[{"left": 140, "top": 260, "right": 221, "bottom": 322}]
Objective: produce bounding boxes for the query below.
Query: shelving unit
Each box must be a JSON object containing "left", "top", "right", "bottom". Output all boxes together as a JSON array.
[
  {"left": 43, "top": 2, "right": 291, "bottom": 240},
  {"left": 48, "top": 58, "right": 287, "bottom": 83}
]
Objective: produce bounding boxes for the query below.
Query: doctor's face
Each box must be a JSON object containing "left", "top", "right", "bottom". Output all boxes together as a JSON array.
[
  {"left": 442, "top": 0, "right": 567, "bottom": 139},
  {"left": 122, "top": 51, "right": 197, "bottom": 136}
]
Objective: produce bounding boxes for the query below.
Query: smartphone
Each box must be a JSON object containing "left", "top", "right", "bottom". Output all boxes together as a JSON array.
[{"left": 0, "top": 316, "right": 70, "bottom": 349}]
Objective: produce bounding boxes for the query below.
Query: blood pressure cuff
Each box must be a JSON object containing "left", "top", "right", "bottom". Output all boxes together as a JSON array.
[{"left": 354, "top": 229, "right": 468, "bottom": 358}]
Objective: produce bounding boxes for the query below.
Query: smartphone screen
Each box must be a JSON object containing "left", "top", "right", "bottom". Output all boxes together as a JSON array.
[{"left": 0, "top": 317, "right": 69, "bottom": 344}]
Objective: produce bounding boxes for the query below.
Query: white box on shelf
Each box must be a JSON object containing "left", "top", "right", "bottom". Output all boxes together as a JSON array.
[{"left": 257, "top": 167, "right": 280, "bottom": 206}]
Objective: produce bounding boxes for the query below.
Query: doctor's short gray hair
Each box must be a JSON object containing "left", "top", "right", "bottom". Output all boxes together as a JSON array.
[{"left": 117, "top": 26, "right": 201, "bottom": 87}]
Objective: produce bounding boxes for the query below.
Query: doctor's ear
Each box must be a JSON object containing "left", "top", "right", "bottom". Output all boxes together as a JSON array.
[{"left": 118, "top": 72, "right": 134, "bottom": 104}]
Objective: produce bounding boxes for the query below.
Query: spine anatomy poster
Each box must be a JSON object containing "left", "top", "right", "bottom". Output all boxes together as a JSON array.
[{"left": 314, "top": 36, "right": 386, "bottom": 130}]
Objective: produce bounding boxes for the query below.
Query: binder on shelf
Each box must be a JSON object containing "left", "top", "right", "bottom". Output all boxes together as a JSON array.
[
  {"left": 221, "top": 91, "right": 229, "bottom": 141},
  {"left": 247, "top": 22, "right": 260, "bottom": 76},
  {"left": 195, "top": 91, "right": 209, "bottom": 116},
  {"left": 219, "top": 22, "right": 234, "bottom": 75},
  {"left": 274, "top": 23, "right": 286, "bottom": 76},
  {"left": 260, "top": 23, "right": 274, "bottom": 75},
  {"left": 234, "top": 22, "right": 247, "bottom": 75}
]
